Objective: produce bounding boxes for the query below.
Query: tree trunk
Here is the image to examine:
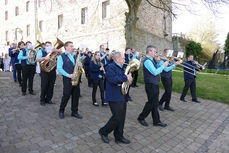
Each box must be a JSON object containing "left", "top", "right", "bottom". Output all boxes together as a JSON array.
[{"left": 125, "top": 0, "right": 142, "bottom": 48}]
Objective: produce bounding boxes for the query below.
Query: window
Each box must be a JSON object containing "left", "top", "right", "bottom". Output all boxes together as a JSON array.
[
  {"left": 27, "top": 25, "right": 30, "bottom": 36},
  {"left": 26, "top": 1, "right": 30, "bottom": 12},
  {"left": 163, "top": 15, "right": 168, "bottom": 37},
  {"left": 5, "top": 11, "right": 8, "bottom": 20},
  {"left": 58, "top": 14, "right": 63, "bottom": 29},
  {"left": 39, "top": 20, "right": 44, "bottom": 32},
  {"left": 102, "top": 1, "right": 110, "bottom": 19},
  {"left": 81, "top": 7, "right": 88, "bottom": 24},
  {"left": 6, "top": 31, "right": 8, "bottom": 41},
  {"left": 15, "top": 6, "right": 19, "bottom": 16}
]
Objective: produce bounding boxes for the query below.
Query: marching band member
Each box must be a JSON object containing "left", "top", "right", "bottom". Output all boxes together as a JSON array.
[
  {"left": 8, "top": 42, "right": 18, "bottom": 82},
  {"left": 131, "top": 48, "right": 141, "bottom": 88},
  {"left": 18, "top": 41, "right": 36, "bottom": 96},
  {"left": 90, "top": 51, "right": 106, "bottom": 106},
  {"left": 99, "top": 45, "right": 109, "bottom": 89},
  {"left": 124, "top": 48, "right": 133, "bottom": 101},
  {"left": 158, "top": 49, "right": 180, "bottom": 111},
  {"left": 99, "top": 51, "right": 133, "bottom": 144},
  {"left": 84, "top": 51, "right": 92, "bottom": 87},
  {"left": 14, "top": 43, "right": 22, "bottom": 87},
  {"left": 137, "top": 45, "right": 169, "bottom": 127},
  {"left": 36, "top": 42, "right": 56, "bottom": 106},
  {"left": 180, "top": 55, "right": 201, "bottom": 103},
  {"left": 57, "top": 41, "right": 83, "bottom": 119}
]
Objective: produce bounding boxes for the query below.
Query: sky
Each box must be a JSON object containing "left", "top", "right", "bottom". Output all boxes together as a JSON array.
[{"left": 172, "top": 1, "right": 229, "bottom": 47}]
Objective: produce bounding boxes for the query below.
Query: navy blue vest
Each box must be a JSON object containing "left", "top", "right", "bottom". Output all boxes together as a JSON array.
[
  {"left": 41, "top": 48, "right": 47, "bottom": 57},
  {"left": 14, "top": 52, "right": 19, "bottom": 64},
  {"left": 21, "top": 49, "right": 27, "bottom": 67},
  {"left": 143, "top": 57, "right": 160, "bottom": 85},
  {"left": 60, "top": 53, "right": 77, "bottom": 77},
  {"left": 161, "top": 60, "right": 172, "bottom": 78}
]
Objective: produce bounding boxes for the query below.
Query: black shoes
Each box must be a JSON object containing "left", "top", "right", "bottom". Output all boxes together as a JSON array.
[
  {"left": 93, "top": 102, "right": 99, "bottom": 106},
  {"left": 192, "top": 100, "right": 201, "bottom": 103},
  {"left": 137, "top": 118, "right": 149, "bottom": 127},
  {"left": 47, "top": 101, "right": 55, "bottom": 104},
  {"left": 164, "top": 106, "right": 175, "bottom": 111},
  {"left": 59, "top": 112, "right": 64, "bottom": 119},
  {"left": 71, "top": 113, "right": 83, "bottom": 119},
  {"left": 131, "top": 84, "right": 138, "bottom": 88},
  {"left": 102, "top": 103, "right": 108, "bottom": 106},
  {"left": 180, "top": 98, "right": 187, "bottom": 102},
  {"left": 158, "top": 105, "right": 164, "bottom": 111},
  {"left": 115, "top": 137, "right": 131, "bottom": 144},
  {"left": 40, "top": 101, "right": 45, "bottom": 106},
  {"left": 22, "top": 92, "right": 26, "bottom": 96},
  {"left": 99, "top": 129, "right": 109, "bottom": 143},
  {"left": 29, "top": 91, "right": 36, "bottom": 95},
  {"left": 153, "top": 122, "right": 167, "bottom": 127}
]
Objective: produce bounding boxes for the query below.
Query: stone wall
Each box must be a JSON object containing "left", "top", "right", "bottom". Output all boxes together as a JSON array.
[
  {"left": 0, "top": 0, "right": 172, "bottom": 54},
  {"left": 134, "top": 0, "right": 172, "bottom": 53}
]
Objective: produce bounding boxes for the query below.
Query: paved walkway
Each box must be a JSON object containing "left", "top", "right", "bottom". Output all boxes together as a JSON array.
[{"left": 0, "top": 71, "right": 228, "bottom": 153}]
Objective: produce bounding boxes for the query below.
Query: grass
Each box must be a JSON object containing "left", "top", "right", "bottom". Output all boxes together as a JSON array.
[{"left": 137, "top": 67, "right": 229, "bottom": 104}]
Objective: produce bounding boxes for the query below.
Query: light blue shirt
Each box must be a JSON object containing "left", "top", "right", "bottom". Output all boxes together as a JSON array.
[
  {"left": 15, "top": 59, "right": 21, "bottom": 65},
  {"left": 144, "top": 56, "right": 164, "bottom": 76},
  {"left": 18, "top": 48, "right": 33, "bottom": 65},
  {"left": 98, "top": 75, "right": 102, "bottom": 78},
  {"left": 114, "top": 61, "right": 123, "bottom": 68},
  {"left": 158, "top": 57, "right": 176, "bottom": 72},
  {"left": 131, "top": 53, "right": 141, "bottom": 60},
  {"left": 36, "top": 48, "right": 46, "bottom": 59},
  {"left": 57, "top": 51, "right": 75, "bottom": 77}
]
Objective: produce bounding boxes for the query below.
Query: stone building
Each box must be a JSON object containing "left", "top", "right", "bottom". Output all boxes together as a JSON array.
[{"left": 0, "top": 0, "right": 172, "bottom": 53}]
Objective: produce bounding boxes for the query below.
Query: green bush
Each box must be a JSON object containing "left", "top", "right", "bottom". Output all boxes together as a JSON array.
[{"left": 185, "top": 40, "right": 203, "bottom": 59}]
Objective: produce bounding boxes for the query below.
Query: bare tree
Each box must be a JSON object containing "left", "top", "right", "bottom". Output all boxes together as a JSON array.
[{"left": 124, "top": 0, "right": 229, "bottom": 47}]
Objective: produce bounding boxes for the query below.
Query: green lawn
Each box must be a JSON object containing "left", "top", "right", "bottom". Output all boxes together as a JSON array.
[{"left": 137, "top": 68, "right": 229, "bottom": 104}]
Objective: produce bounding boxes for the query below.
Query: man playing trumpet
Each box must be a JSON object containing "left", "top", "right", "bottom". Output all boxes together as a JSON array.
[
  {"left": 180, "top": 55, "right": 201, "bottom": 103},
  {"left": 158, "top": 49, "right": 181, "bottom": 111},
  {"left": 137, "top": 45, "right": 169, "bottom": 127}
]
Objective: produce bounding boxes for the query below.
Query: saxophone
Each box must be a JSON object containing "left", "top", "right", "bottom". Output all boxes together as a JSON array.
[
  {"left": 121, "top": 57, "right": 140, "bottom": 95},
  {"left": 72, "top": 52, "right": 85, "bottom": 86}
]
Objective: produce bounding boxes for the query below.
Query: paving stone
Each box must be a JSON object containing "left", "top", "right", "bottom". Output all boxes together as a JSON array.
[{"left": 0, "top": 72, "right": 228, "bottom": 153}]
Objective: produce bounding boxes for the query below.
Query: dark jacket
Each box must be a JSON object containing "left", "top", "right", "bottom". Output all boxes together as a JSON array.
[
  {"left": 89, "top": 60, "right": 104, "bottom": 80},
  {"left": 183, "top": 60, "right": 199, "bottom": 80},
  {"left": 105, "top": 62, "right": 127, "bottom": 102}
]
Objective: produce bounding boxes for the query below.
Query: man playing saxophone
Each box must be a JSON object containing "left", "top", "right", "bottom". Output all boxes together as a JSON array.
[
  {"left": 36, "top": 42, "right": 56, "bottom": 106},
  {"left": 57, "top": 41, "right": 83, "bottom": 119}
]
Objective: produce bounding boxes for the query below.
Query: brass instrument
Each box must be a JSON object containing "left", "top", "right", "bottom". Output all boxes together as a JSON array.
[
  {"left": 72, "top": 52, "right": 85, "bottom": 86},
  {"left": 40, "top": 38, "right": 64, "bottom": 72},
  {"left": 27, "top": 49, "right": 37, "bottom": 64},
  {"left": 121, "top": 57, "right": 140, "bottom": 95},
  {"left": 35, "top": 40, "right": 42, "bottom": 49}
]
